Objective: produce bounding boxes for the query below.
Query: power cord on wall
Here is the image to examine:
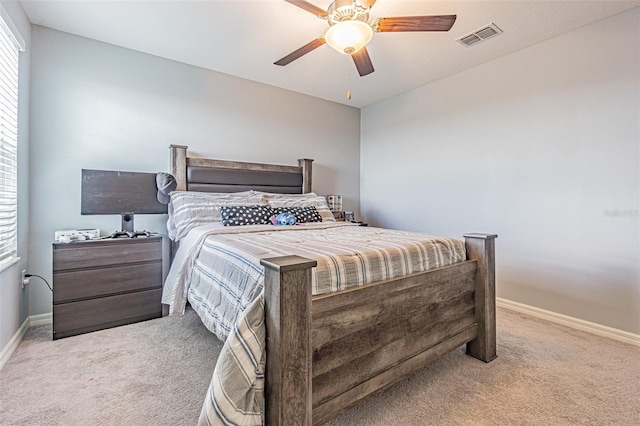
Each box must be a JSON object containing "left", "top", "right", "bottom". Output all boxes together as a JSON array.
[{"left": 25, "top": 274, "right": 53, "bottom": 292}]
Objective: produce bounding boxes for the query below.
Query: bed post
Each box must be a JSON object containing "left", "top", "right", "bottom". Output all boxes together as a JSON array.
[
  {"left": 169, "top": 144, "right": 188, "bottom": 191},
  {"left": 298, "top": 159, "right": 313, "bottom": 194},
  {"left": 261, "top": 255, "right": 317, "bottom": 426},
  {"left": 464, "top": 233, "right": 498, "bottom": 363}
]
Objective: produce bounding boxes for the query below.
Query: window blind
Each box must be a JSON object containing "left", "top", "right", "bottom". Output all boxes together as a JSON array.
[{"left": 0, "top": 10, "right": 21, "bottom": 268}]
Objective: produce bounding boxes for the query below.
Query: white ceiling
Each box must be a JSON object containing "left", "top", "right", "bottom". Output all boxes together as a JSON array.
[{"left": 20, "top": 0, "right": 640, "bottom": 108}]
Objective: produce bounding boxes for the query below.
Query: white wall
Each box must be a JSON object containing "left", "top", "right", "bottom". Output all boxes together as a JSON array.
[
  {"left": 0, "top": 0, "right": 30, "bottom": 361},
  {"left": 29, "top": 26, "right": 360, "bottom": 316},
  {"left": 361, "top": 9, "right": 639, "bottom": 334}
]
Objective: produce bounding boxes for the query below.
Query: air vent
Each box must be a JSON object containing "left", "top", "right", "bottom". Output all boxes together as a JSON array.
[{"left": 456, "top": 23, "right": 503, "bottom": 47}]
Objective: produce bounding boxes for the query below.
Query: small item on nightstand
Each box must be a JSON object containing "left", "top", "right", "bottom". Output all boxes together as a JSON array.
[
  {"left": 327, "top": 195, "right": 345, "bottom": 220},
  {"left": 341, "top": 211, "right": 366, "bottom": 226},
  {"left": 326, "top": 194, "right": 343, "bottom": 212},
  {"left": 57, "top": 235, "right": 72, "bottom": 243},
  {"left": 54, "top": 229, "right": 101, "bottom": 243},
  {"left": 109, "top": 230, "right": 154, "bottom": 239}
]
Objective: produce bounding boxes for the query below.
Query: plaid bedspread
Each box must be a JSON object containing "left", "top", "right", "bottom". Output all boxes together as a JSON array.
[{"left": 164, "top": 223, "right": 466, "bottom": 425}]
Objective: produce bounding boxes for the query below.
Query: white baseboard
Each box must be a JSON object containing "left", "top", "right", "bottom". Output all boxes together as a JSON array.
[
  {"left": 0, "top": 313, "right": 52, "bottom": 371},
  {"left": 29, "top": 312, "right": 52, "bottom": 327},
  {"left": 497, "top": 297, "right": 640, "bottom": 347},
  {"left": 0, "top": 317, "right": 29, "bottom": 370}
]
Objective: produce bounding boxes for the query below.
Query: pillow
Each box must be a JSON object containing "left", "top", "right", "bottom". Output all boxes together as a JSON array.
[
  {"left": 272, "top": 206, "right": 322, "bottom": 223},
  {"left": 263, "top": 192, "right": 336, "bottom": 222},
  {"left": 220, "top": 205, "right": 273, "bottom": 226},
  {"left": 155, "top": 172, "right": 176, "bottom": 204},
  {"left": 260, "top": 192, "right": 319, "bottom": 201},
  {"left": 167, "top": 191, "right": 265, "bottom": 240}
]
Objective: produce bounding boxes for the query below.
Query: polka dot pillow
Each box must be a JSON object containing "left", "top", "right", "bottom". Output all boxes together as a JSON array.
[
  {"left": 220, "top": 205, "right": 273, "bottom": 226},
  {"left": 272, "top": 206, "right": 323, "bottom": 223}
]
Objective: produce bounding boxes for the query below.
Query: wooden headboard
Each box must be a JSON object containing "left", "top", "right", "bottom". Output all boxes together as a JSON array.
[{"left": 169, "top": 145, "right": 313, "bottom": 194}]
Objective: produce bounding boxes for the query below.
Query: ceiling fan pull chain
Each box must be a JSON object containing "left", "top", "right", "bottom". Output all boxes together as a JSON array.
[{"left": 346, "top": 56, "right": 352, "bottom": 100}]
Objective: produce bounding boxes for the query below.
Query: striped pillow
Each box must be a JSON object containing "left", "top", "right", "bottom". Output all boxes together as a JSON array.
[
  {"left": 167, "top": 191, "right": 265, "bottom": 240},
  {"left": 262, "top": 192, "right": 336, "bottom": 222}
]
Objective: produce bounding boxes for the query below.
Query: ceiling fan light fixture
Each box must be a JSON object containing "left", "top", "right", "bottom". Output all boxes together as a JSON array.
[{"left": 325, "top": 20, "right": 373, "bottom": 54}]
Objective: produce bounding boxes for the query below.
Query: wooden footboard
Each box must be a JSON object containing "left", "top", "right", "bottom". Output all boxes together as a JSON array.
[{"left": 261, "top": 233, "right": 497, "bottom": 425}]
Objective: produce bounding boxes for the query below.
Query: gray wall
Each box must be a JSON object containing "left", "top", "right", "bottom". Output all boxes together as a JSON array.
[
  {"left": 28, "top": 26, "right": 361, "bottom": 316},
  {"left": 0, "top": 0, "right": 30, "bottom": 360},
  {"left": 361, "top": 9, "right": 640, "bottom": 334}
]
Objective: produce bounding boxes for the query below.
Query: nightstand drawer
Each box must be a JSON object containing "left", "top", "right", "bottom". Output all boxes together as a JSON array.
[
  {"left": 53, "top": 262, "right": 162, "bottom": 304},
  {"left": 53, "top": 288, "right": 163, "bottom": 339},
  {"left": 53, "top": 238, "right": 162, "bottom": 271}
]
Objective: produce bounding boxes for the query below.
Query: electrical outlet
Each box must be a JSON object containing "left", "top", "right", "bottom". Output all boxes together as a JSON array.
[{"left": 21, "top": 269, "right": 28, "bottom": 288}]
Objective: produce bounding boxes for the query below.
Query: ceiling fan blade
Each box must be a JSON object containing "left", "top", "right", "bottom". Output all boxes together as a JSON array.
[
  {"left": 374, "top": 15, "right": 457, "bottom": 32},
  {"left": 359, "top": 0, "right": 377, "bottom": 8},
  {"left": 352, "top": 47, "right": 375, "bottom": 77},
  {"left": 274, "top": 38, "right": 326, "bottom": 66},
  {"left": 285, "top": 0, "right": 328, "bottom": 18}
]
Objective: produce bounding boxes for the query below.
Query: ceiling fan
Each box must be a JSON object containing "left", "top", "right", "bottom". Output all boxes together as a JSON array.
[{"left": 274, "top": 0, "right": 457, "bottom": 77}]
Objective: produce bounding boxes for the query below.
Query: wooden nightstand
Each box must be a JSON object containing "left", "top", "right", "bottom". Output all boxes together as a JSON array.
[{"left": 52, "top": 236, "right": 166, "bottom": 340}]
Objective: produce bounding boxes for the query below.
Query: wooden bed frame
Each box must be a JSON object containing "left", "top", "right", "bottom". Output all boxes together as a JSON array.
[{"left": 169, "top": 145, "right": 497, "bottom": 425}]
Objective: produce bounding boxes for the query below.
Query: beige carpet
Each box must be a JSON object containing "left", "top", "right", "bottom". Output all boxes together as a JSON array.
[{"left": 1, "top": 307, "right": 638, "bottom": 425}]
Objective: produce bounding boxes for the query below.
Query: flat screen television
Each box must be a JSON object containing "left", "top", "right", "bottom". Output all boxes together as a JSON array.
[{"left": 81, "top": 169, "right": 167, "bottom": 236}]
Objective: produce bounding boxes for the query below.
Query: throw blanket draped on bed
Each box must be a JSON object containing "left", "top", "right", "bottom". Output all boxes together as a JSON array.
[{"left": 162, "top": 223, "right": 466, "bottom": 425}]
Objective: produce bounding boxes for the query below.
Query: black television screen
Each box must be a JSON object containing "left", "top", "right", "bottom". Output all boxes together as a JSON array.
[{"left": 81, "top": 169, "right": 167, "bottom": 215}]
